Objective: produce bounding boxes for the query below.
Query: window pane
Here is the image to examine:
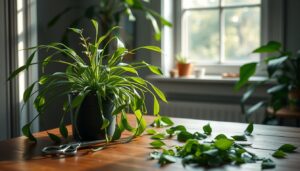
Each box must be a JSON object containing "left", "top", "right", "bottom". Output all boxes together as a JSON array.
[
  {"left": 183, "top": 10, "right": 219, "bottom": 63},
  {"left": 182, "top": 0, "right": 219, "bottom": 9},
  {"left": 224, "top": 7, "right": 260, "bottom": 62},
  {"left": 222, "top": 0, "right": 260, "bottom": 6}
]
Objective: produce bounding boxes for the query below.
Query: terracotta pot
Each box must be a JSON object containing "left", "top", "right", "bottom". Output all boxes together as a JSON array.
[
  {"left": 177, "top": 63, "right": 192, "bottom": 77},
  {"left": 288, "top": 88, "right": 300, "bottom": 111}
]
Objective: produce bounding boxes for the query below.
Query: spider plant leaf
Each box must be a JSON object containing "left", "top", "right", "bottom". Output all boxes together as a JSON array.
[
  {"left": 134, "top": 110, "right": 147, "bottom": 136},
  {"left": 68, "top": 28, "right": 82, "bottom": 34},
  {"left": 112, "top": 124, "right": 122, "bottom": 141},
  {"left": 153, "top": 96, "right": 160, "bottom": 115},
  {"left": 101, "top": 118, "right": 110, "bottom": 130},
  {"left": 91, "top": 19, "right": 98, "bottom": 39},
  {"left": 26, "top": 50, "right": 37, "bottom": 66},
  {"left": 151, "top": 84, "right": 167, "bottom": 102},
  {"left": 23, "top": 83, "right": 35, "bottom": 103},
  {"left": 22, "top": 123, "right": 37, "bottom": 143},
  {"left": 59, "top": 123, "right": 68, "bottom": 139},
  {"left": 38, "top": 75, "right": 49, "bottom": 85},
  {"left": 71, "top": 92, "right": 85, "bottom": 108},
  {"left": 7, "top": 65, "right": 27, "bottom": 81},
  {"left": 47, "top": 132, "right": 61, "bottom": 144},
  {"left": 34, "top": 95, "right": 46, "bottom": 113}
]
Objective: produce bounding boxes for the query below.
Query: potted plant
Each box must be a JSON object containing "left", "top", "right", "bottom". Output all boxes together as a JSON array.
[
  {"left": 176, "top": 55, "right": 192, "bottom": 77},
  {"left": 235, "top": 41, "right": 300, "bottom": 121},
  {"left": 9, "top": 20, "right": 167, "bottom": 143}
]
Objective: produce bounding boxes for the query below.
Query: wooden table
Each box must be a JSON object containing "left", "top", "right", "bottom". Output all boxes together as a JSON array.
[{"left": 0, "top": 114, "right": 300, "bottom": 171}]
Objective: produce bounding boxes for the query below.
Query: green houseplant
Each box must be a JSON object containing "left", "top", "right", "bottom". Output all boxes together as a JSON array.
[
  {"left": 235, "top": 41, "right": 300, "bottom": 121},
  {"left": 9, "top": 20, "right": 168, "bottom": 143},
  {"left": 49, "top": 0, "right": 172, "bottom": 42}
]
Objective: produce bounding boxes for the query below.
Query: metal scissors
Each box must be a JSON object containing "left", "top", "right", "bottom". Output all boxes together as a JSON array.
[{"left": 42, "top": 139, "right": 107, "bottom": 156}]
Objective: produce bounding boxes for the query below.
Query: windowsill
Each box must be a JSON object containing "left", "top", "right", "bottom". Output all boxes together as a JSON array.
[{"left": 147, "top": 74, "right": 269, "bottom": 84}]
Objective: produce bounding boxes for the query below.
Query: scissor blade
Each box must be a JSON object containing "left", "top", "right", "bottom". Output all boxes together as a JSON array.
[{"left": 79, "top": 139, "right": 107, "bottom": 147}]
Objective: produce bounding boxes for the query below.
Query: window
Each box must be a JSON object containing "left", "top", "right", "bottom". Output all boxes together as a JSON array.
[{"left": 181, "top": 0, "right": 261, "bottom": 65}]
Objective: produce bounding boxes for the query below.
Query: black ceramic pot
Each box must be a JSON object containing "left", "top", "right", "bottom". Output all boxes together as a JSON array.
[{"left": 69, "top": 93, "right": 116, "bottom": 141}]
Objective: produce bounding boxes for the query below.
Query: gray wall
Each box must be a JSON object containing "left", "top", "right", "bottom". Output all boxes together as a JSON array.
[
  {"left": 37, "top": 0, "right": 85, "bottom": 130},
  {"left": 284, "top": 0, "right": 300, "bottom": 53},
  {"left": 0, "top": 0, "right": 9, "bottom": 140}
]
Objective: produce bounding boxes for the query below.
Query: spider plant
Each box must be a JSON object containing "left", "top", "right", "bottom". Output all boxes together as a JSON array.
[{"left": 9, "top": 20, "right": 168, "bottom": 143}]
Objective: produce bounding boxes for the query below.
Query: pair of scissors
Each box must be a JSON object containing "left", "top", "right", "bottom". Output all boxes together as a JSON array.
[{"left": 42, "top": 139, "right": 107, "bottom": 156}]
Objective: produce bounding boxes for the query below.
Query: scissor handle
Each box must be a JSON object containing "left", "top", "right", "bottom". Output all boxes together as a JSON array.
[{"left": 42, "top": 144, "right": 80, "bottom": 156}]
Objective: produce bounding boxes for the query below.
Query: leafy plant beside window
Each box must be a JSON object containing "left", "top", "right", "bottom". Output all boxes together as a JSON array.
[
  {"left": 48, "top": 0, "right": 172, "bottom": 42},
  {"left": 235, "top": 41, "right": 300, "bottom": 121},
  {"left": 8, "top": 20, "right": 167, "bottom": 143}
]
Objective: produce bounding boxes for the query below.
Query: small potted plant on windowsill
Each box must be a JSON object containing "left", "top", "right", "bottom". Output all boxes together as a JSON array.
[
  {"left": 235, "top": 41, "right": 300, "bottom": 121},
  {"left": 176, "top": 55, "right": 192, "bottom": 77},
  {"left": 8, "top": 20, "right": 167, "bottom": 143}
]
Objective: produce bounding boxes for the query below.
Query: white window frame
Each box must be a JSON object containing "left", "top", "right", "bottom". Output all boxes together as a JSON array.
[{"left": 161, "top": 0, "right": 284, "bottom": 76}]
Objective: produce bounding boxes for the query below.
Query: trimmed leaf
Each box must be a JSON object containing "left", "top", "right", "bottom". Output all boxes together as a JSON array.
[
  {"left": 215, "top": 134, "right": 228, "bottom": 140},
  {"left": 151, "top": 133, "right": 165, "bottom": 140},
  {"left": 278, "top": 144, "right": 297, "bottom": 153},
  {"left": 235, "top": 62, "right": 257, "bottom": 90},
  {"left": 150, "top": 140, "right": 166, "bottom": 148},
  {"left": 244, "top": 122, "right": 254, "bottom": 136},
  {"left": 146, "top": 129, "right": 157, "bottom": 135},
  {"left": 253, "top": 41, "right": 281, "bottom": 53},
  {"left": 159, "top": 154, "right": 177, "bottom": 165},
  {"left": 166, "top": 125, "right": 186, "bottom": 136},
  {"left": 261, "top": 158, "right": 276, "bottom": 169},
  {"left": 214, "top": 138, "right": 234, "bottom": 150},
  {"left": 272, "top": 150, "right": 286, "bottom": 158},
  {"left": 160, "top": 116, "right": 174, "bottom": 126},
  {"left": 203, "top": 123, "right": 212, "bottom": 135},
  {"left": 47, "top": 132, "right": 61, "bottom": 144},
  {"left": 231, "top": 135, "right": 247, "bottom": 141},
  {"left": 177, "top": 131, "right": 193, "bottom": 142}
]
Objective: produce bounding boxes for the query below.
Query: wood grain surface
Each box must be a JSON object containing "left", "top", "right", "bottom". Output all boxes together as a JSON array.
[{"left": 0, "top": 114, "right": 299, "bottom": 171}]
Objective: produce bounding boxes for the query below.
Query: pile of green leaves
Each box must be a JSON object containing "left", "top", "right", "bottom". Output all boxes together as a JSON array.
[
  {"left": 148, "top": 121, "right": 297, "bottom": 169},
  {"left": 235, "top": 41, "right": 300, "bottom": 121},
  {"left": 9, "top": 20, "right": 167, "bottom": 143}
]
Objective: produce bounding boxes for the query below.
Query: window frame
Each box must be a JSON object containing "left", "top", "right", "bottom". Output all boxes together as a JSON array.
[{"left": 162, "top": 0, "right": 284, "bottom": 76}]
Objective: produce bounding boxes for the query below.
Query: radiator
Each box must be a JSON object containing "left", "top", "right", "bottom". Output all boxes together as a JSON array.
[{"left": 160, "top": 101, "right": 265, "bottom": 123}]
